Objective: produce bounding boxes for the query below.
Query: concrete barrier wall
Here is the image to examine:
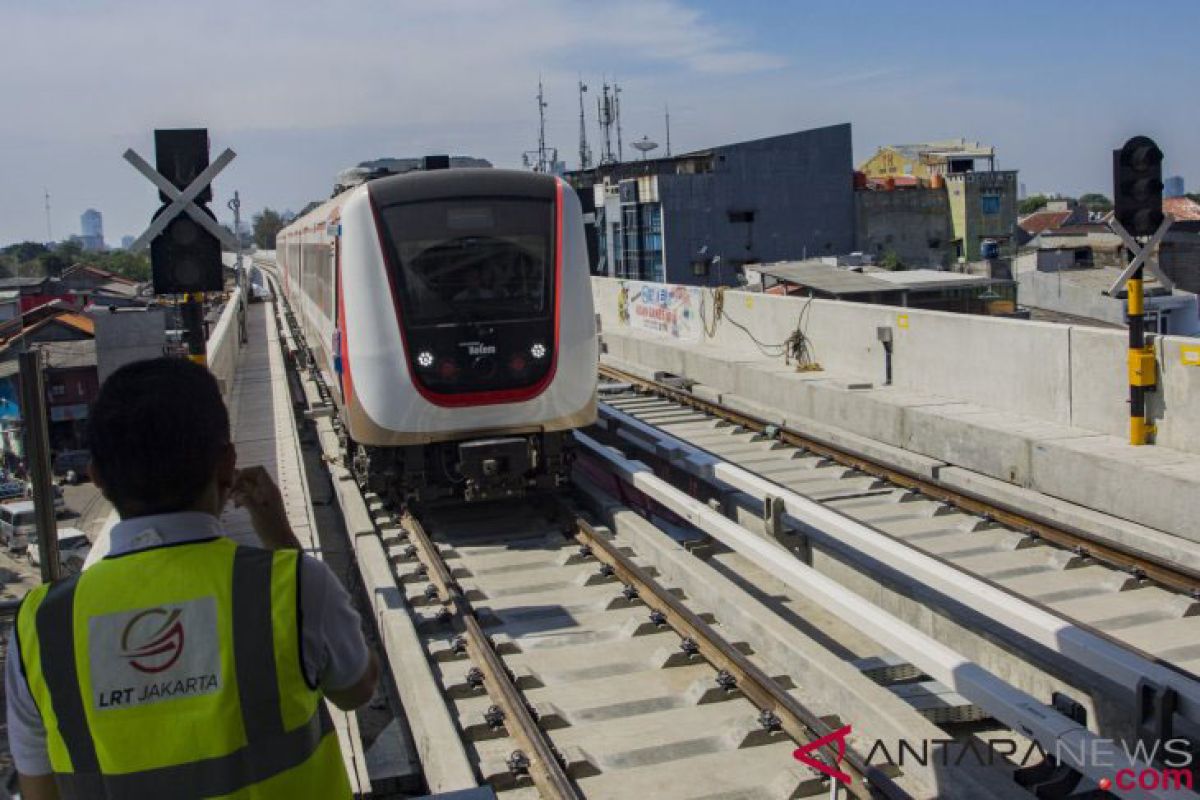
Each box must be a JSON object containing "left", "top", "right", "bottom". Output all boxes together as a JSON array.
[
  {"left": 207, "top": 287, "right": 244, "bottom": 401},
  {"left": 594, "top": 277, "right": 1200, "bottom": 455}
]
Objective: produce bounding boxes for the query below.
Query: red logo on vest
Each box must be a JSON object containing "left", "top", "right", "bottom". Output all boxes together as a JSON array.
[{"left": 120, "top": 608, "right": 185, "bottom": 673}]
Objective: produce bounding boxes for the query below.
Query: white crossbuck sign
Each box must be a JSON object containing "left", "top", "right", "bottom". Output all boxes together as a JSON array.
[
  {"left": 124, "top": 147, "right": 239, "bottom": 252},
  {"left": 1106, "top": 214, "right": 1175, "bottom": 296}
]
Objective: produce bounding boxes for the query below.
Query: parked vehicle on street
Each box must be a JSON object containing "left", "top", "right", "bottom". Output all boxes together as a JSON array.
[
  {"left": 0, "top": 500, "right": 36, "bottom": 551},
  {"left": 53, "top": 450, "right": 90, "bottom": 482},
  {"left": 29, "top": 526, "right": 91, "bottom": 575},
  {"left": 0, "top": 480, "right": 25, "bottom": 502}
]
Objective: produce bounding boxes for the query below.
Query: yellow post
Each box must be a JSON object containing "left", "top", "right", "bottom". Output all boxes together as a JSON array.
[{"left": 1126, "top": 276, "right": 1154, "bottom": 445}]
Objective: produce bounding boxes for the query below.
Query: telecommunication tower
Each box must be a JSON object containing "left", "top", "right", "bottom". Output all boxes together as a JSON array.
[
  {"left": 577, "top": 79, "right": 593, "bottom": 171},
  {"left": 597, "top": 80, "right": 616, "bottom": 165},
  {"left": 614, "top": 82, "right": 624, "bottom": 163},
  {"left": 665, "top": 104, "right": 672, "bottom": 157},
  {"left": 535, "top": 77, "right": 550, "bottom": 173}
]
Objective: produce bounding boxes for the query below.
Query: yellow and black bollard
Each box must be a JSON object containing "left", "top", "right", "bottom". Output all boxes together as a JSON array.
[
  {"left": 1126, "top": 272, "right": 1156, "bottom": 445},
  {"left": 182, "top": 292, "right": 208, "bottom": 367}
]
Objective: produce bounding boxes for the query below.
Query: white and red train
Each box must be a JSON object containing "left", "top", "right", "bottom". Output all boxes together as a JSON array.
[{"left": 277, "top": 168, "right": 596, "bottom": 503}]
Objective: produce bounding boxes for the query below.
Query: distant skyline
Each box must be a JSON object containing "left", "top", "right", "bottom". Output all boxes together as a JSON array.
[{"left": 2, "top": 0, "right": 1197, "bottom": 245}]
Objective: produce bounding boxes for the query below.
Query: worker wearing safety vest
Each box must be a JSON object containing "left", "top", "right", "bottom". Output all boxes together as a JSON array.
[{"left": 5, "top": 357, "right": 379, "bottom": 799}]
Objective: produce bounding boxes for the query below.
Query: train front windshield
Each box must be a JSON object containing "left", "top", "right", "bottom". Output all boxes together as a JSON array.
[
  {"left": 378, "top": 196, "right": 558, "bottom": 395},
  {"left": 380, "top": 199, "right": 554, "bottom": 327}
]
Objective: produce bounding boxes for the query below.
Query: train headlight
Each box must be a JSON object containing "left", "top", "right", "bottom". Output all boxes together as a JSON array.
[
  {"left": 417, "top": 350, "right": 435, "bottom": 368},
  {"left": 530, "top": 342, "right": 547, "bottom": 360}
]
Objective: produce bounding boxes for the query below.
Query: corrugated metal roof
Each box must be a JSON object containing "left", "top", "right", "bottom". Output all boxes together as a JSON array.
[
  {"left": 870, "top": 269, "right": 1003, "bottom": 290},
  {"left": 1019, "top": 210, "right": 1073, "bottom": 236},
  {"left": 0, "top": 339, "right": 96, "bottom": 379},
  {"left": 755, "top": 262, "right": 902, "bottom": 297},
  {"left": 1165, "top": 197, "right": 1200, "bottom": 222}
]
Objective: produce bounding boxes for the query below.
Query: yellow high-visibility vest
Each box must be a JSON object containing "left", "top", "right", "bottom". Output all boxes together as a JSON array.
[{"left": 17, "top": 536, "right": 352, "bottom": 799}]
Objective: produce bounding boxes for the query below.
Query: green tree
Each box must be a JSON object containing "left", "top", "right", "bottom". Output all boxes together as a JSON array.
[
  {"left": 1018, "top": 194, "right": 1050, "bottom": 215},
  {"left": 1078, "top": 193, "right": 1112, "bottom": 212},
  {"left": 252, "top": 208, "right": 286, "bottom": 249},
  {"left": 2, "top": 241, "right": 49, "bottom": 263},
  {"left": 97, "top": 249, "right": 151, "bottom": 281},
  {"left": 879, "top": 250, "right": 903, "bottom": 271},
  {"left": 1186, "top": 193, "right": 1200, "bottom": 205}
]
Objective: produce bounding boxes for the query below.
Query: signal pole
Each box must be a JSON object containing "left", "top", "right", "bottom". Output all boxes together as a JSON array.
[{"left": 1110, "top": 135, "right": 1171, "bottom": 445}]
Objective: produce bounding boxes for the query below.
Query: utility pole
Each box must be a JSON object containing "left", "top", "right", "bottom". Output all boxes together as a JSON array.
[
  {"left": 19, "top": 351, "right": 60, "bottom": 583},
  {"left": 43, "top": 188, "right": 52, "bottom": 242},
  {"left": 577, "top": 78, "right": 592, "bottom": 171},
  {"left": 228, "top": 190, "right": 248, "bottom": 344}
]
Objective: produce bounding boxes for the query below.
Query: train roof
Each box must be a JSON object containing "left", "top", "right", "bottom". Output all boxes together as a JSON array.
[
  {"left": 366, "top": 168, "right": 558, "bottom": 206},
  {"left": 279, "top": 168, "right": 559, "bottom": 239}
]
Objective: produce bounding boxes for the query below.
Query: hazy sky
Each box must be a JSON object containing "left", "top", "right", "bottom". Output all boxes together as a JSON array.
[{"left": 2, "top": 0, "right": 1196, "bottom": 246}]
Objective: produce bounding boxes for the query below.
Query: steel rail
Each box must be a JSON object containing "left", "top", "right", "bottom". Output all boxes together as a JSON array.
[
  {"left": 401, "top": 511, "right": 582, "bottom": 800},
  {"left": 598, "top": 364, "right": 1200, "bottom": 596},
  {"left": 574, "top": 431, "right": 1192, "bottom": 799},
  {"left": 572, "top": 516, "right": 908, "bottom": 799}
]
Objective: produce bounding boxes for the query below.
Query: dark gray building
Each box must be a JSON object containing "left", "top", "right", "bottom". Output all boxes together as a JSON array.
[{"left": 567, "top": 124, "right": 855, "bottom": 286}]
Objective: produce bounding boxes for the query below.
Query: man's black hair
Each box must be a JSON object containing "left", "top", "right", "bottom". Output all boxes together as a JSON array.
[{"left": 89, "top": 357, "right": 230, "bottom": 516}]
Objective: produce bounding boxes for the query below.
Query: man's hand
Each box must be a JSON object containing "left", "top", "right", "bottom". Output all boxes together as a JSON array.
[{"left": 231, "top": 466, "right": 300, "bottom": 550}]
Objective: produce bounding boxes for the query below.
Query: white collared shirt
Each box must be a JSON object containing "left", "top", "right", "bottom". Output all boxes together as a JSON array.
[{"left": 4, "top": 512, "right": 370, "bottom": 775}]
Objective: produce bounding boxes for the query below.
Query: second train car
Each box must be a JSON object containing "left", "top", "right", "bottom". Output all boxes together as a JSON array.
[{"left": 277, "top": 168, "right": 597, "bottom": 504}]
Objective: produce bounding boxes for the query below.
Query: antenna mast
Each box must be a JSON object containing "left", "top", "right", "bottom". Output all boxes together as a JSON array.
[
  {"left": 577, "top": 78, "right": 592, "bottom": 170},
  {"left": 597, "top": 79, "right": 615, "bottom": 165},
  {"left": 614, "top": 82, "right": 624, "bottom": 163},
  {"left": 44, "top": 188, "right": 52, "bottom": 242},
  {"left": 535, "top": 76, "right": 550, "bottom": 173},
  {"left": 665, "top": 104, "right": 672, "bottom": 157}
]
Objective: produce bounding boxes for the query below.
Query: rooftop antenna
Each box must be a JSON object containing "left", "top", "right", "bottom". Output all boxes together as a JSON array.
[
  {"left": 632, "top": 135, "right": 658, "bottom": 160},
  {"left": 43, "top": 188, "right": 52, "bottom": 242},
  {"left": 614, "top": 81, "right": 624, "bottom": 163},
  {"left": 535, "top": 76, "right": 550, "bottom": 173},
  {"left": 665, "top": 104, "right": 672, "bottom": 157},
  {"left": 577, "top": 77, "right": 592, "bottom": 170},
  {"left": 597, "top": 78, "right": 616, "bottom": 165}
]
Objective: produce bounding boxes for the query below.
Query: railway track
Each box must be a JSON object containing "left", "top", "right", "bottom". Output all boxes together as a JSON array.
[
  {"left": 261, "top": 260, "right": 1190, "bottom": 798},
  {"left": 594, "top": 365, "right": 1200, "bottom": 679},
  {"left": 387, "top": 501, "right": 910, "bottom": 798}
]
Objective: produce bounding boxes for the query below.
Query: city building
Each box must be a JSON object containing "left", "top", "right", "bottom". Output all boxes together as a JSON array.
[
  {"left": 79, "top": 208, "right": 105, "bottom": 252},
  {"left": 855, "top": 141, "right": 1018, "bottom": 265},
  {"left": 120, "top": 235, "right": 135, "bottom": 249},
  {"left": 61, "top": 263, "right": 146, "bottom": 308},
  {"left": 0, "top": 276, "right": 78, "bottom": 314},
  {"left": 1165, "top": 175, "right": 1185, "bottom": 198},
  {"left": 567, "top": 124, "right": 855, "bottom": 285},
  {"left": 1159, "top": 196, "right": 1200, "bottom": 294},
  {"left": 1016, "top": 200, "right": 1089, "bottom": 245},
  {"left": 0, "top": 309, "right": 98, "bottom": 453},
  {"left": 858, "top": 139, "right": 996, "bottom": 182}
]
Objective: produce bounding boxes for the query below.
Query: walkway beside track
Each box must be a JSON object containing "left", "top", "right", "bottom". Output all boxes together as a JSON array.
[{"left": 87, "top": 299, "right": 372, "bottom": 796}]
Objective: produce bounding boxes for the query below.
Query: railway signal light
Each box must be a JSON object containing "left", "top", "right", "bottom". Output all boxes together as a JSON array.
[
  {"left": 148, "top": 128, "right": 225, "bottom": 294},
  {"left": 1113, "top": 135, "right": 1164, "bottom": 237}
]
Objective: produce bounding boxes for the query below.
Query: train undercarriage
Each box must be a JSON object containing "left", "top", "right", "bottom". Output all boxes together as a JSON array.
[{"left": 348, "top": 431, "right": 574, "bottom": 506}]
